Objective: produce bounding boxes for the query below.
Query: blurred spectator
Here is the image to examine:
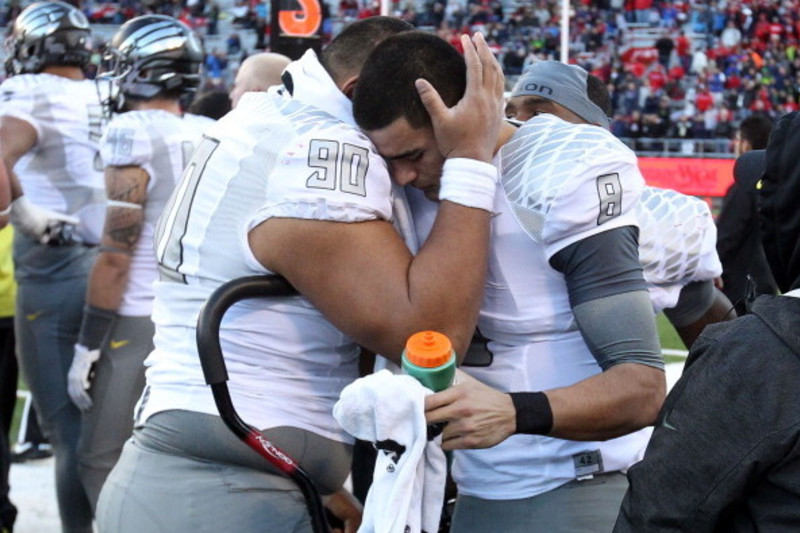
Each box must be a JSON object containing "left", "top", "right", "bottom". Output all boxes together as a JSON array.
[
  {"left": 654, "top": 33, "right": 674, "bottom": 68},
  {"left": 228, "top": 52, "right": 291, "bottom": 107},
  {"left": 721, "top": 19, "right": 742, "bottom": 48},
  {"left": 188, "top": 90, "right": 232, "bottom": 120},
  {"left": 717, "top": 114, "right": 778, "bottom": 315}
]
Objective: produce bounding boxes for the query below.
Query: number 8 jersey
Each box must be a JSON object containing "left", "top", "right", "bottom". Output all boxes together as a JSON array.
[{"left": 454, "top": 114, "right": 651, "bottom": 500}]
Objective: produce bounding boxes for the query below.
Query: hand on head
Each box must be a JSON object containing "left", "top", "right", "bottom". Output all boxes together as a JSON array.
[{"left": 415, "top": 33, "right": 505, "bottom": 163}]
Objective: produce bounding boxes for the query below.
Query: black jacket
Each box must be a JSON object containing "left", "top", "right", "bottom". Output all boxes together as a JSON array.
[
  {"left": 716, "top": 150, "right": 777, "bottom": 313},
  {"left": 615, "top": 294, "right": 800, "bottom": 532}
]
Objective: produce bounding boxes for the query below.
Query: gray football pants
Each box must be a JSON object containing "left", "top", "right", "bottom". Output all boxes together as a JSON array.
[
  {"left": 15, "top": 277, "right": 93, "bottom": 533},
  {"left": 77, "top": 315, "right": 152, "bottom": 512},
  {"left": 451, "top": 472, "right": 629, "bottom": 533},
  {"left": 97, "top": 409, "right": 353, "bottom": 533}
]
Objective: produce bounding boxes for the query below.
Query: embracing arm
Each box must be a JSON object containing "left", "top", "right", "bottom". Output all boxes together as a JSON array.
[
  {"left": 252, "top": 201, "right": 492, "bottom": 362},
  {"left": 249, "top": 34, "right": 504, "bottom": 361}
]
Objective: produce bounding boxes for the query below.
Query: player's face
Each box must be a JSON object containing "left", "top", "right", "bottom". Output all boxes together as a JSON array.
[
  {"left": 365, "top": 117, "right": 445, "bottom": 201},
  {"left": 505, "top": 95, "right": 585, "bottom": 125}
]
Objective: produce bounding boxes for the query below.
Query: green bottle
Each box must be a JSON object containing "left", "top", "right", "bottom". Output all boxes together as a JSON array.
[{"left": 401, "top": 331, "right": 456, "bottom": 392}]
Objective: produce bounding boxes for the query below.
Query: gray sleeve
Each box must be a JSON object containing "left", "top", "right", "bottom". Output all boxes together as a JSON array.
[
  {"left": 573, "top": 291, "right": 664, "bottom": 371},
  {"left": 550, "top": 225, "right": 662, "bottom": 371},
  {"left": 663, "top": 279, "right": 715, "bottom": 328},
  {"left": 550, "top": 226, "right": 648, "bottom": 307}
]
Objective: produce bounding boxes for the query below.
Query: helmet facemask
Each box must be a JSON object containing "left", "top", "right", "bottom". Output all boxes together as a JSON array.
[{"left": 95, "top": 15, "right": 203, "bottom": 117}]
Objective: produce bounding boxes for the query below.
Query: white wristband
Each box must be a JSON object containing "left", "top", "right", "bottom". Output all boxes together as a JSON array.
[
  {"left": 438, "top": 158, "right": 498, "bottom": 212},
  {"left": 0, "top": 205, "right": 9, "bottom": 217}
]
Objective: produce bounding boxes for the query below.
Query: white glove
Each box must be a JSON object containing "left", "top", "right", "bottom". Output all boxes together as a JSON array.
[
  {"left": 10, "top": 196, "right": 81, "bottom": 245},
  {"left": 68, "top": 344, "right": 101, "bottom": 411}
]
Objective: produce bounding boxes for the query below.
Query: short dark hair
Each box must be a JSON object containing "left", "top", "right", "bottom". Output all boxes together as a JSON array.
[
  {"left": 188, "top": 90, "right": 232, "bottom": 120},
  {"left": 586, "top": 73, "right": 612, "bottom": 117},
  {"left": 319, "top": 16, "right": 413, "bottom": 86},
  {"left": 738, "top": 115, "right": 773, "bottom": 150},
  {"left": 353, "top": 31, "right": 466, "bottom": 131}
]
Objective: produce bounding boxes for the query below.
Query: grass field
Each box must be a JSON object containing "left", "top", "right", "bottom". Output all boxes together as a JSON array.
[{"left": 656, "top": 312, "right": 689, "bottom": 363}]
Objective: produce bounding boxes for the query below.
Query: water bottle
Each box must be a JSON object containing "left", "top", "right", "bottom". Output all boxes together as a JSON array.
[{"left": 401, "top": 331, "right": 456, "bottom": 392}]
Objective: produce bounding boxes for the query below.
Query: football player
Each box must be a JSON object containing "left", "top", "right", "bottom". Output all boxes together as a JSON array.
[
  {"left": 95, "top": 18, "right": 504, "bottom": 533},
  {"left": 506, "top": 61, "right": 733, "bottom": 349},
  {"left": 354, "top": 32, "right": 664, "bottom": 532},
  {"left": 0, "top": 1, "right": 105, "bottom": 530},
  {"left": 67, "top": 15, "right": 213, "bottom": 511}
]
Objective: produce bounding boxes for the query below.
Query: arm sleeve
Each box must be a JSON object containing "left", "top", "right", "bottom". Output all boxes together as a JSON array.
[
  {"left": 550, "top": 225, "right": 647, "bottom": 306},
  {"left": 663, "top": 279, "right": 715, "bottom": 328},
  {"left": 572, "top": 291, "right": 664, "bottom": 371},
  {"left": 551, "top": 225, "right": 663, "bottom": 371}
]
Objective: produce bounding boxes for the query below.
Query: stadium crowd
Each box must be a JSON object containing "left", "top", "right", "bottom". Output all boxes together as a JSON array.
[{"left": 2, "top": 0, "right": 799, "bottom": 149}]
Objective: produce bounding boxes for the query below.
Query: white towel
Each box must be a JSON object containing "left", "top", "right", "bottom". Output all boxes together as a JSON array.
[{"left": 333, "top": 369, "right": 447, "bottom": 533}]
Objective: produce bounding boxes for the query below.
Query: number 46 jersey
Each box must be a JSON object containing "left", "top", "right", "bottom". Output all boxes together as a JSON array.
[
  {"left": 99, "top": 109, "right": 214, "bottom": 317},
  {"left": 143, "top": 51, "right": 406, "bottom": 443}
]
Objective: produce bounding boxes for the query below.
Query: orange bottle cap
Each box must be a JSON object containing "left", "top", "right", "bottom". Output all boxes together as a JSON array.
[{"left": 404, "top": 331, "right": 453, "bottom": 368}]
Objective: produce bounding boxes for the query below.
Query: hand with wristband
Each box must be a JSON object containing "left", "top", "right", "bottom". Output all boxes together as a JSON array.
[
  {"left": 415, "top": 33, "right": 504, "bottom": 213},
  {"left": 424, "top": 369, "right": 551, "bottom": 450}
]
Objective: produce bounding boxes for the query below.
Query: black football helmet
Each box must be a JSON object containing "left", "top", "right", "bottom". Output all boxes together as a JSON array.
[
  {"left": 99, "top": 15, "right": 203, "bottom": 113},
  {"left": 4, "top": 0, "right": 91, "bottom": 76}
]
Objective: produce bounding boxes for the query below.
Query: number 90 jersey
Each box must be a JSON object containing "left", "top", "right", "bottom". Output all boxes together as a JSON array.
[{"left": 143, "top": 52, "right": 403, "bottom": 443}]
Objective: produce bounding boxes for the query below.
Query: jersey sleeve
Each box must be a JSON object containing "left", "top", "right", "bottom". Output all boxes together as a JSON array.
[
  {"left": 251, "top": 125, "right": 394, "bottom": 227},
  {"left": 638, "top": 187, "right": 722, "bottom": 290},
  {"left": 540, "top": 137, "right": 644, "bottom": 259},
  {"left": 0, "top": 75, "right": 44, "bottom": 140},
  {"left": 99, "top": 112, "right": 153, "bottom": 168}
]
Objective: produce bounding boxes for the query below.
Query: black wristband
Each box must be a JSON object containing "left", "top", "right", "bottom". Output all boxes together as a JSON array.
[
  {"left": 77, "top": 305, "right": 117, "bottom": 350},
  {"left": 509, "top": 392, "right": 553, "bottom": 435}
]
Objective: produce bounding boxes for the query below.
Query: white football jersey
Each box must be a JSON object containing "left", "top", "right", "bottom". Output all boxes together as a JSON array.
[
  {"left": 99, "top": 110, "right": 214, "bottom": 316},
  {"left": 432, "top": 115, "right": 652, "bottom": 500},
  {"left": 139, "top": 51, "right": 412, "bottom": 444},
  {"left": 637, "top": 187, "right": 722, "bottom": 312},
  {"left": 0, "top": 73, "right": 106, "bottom": 244}
]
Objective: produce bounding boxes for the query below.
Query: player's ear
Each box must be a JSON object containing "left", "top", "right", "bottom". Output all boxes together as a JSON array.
[{"left": 340, "top": 75, "right": 359, "bottom": 100}]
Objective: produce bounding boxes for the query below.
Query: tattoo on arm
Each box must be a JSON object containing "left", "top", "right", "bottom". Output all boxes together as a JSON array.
[{"left": 102, "top": 166, "right": 150, "bottom": 251}]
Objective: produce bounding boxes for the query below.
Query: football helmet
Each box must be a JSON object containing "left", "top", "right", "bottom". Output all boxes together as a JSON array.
[
  {"left": 99, "top": 15, "right": 203, "bottom": 113},
  {"left": 4, "top": 0, "right": 91, "bottom": 76}
]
